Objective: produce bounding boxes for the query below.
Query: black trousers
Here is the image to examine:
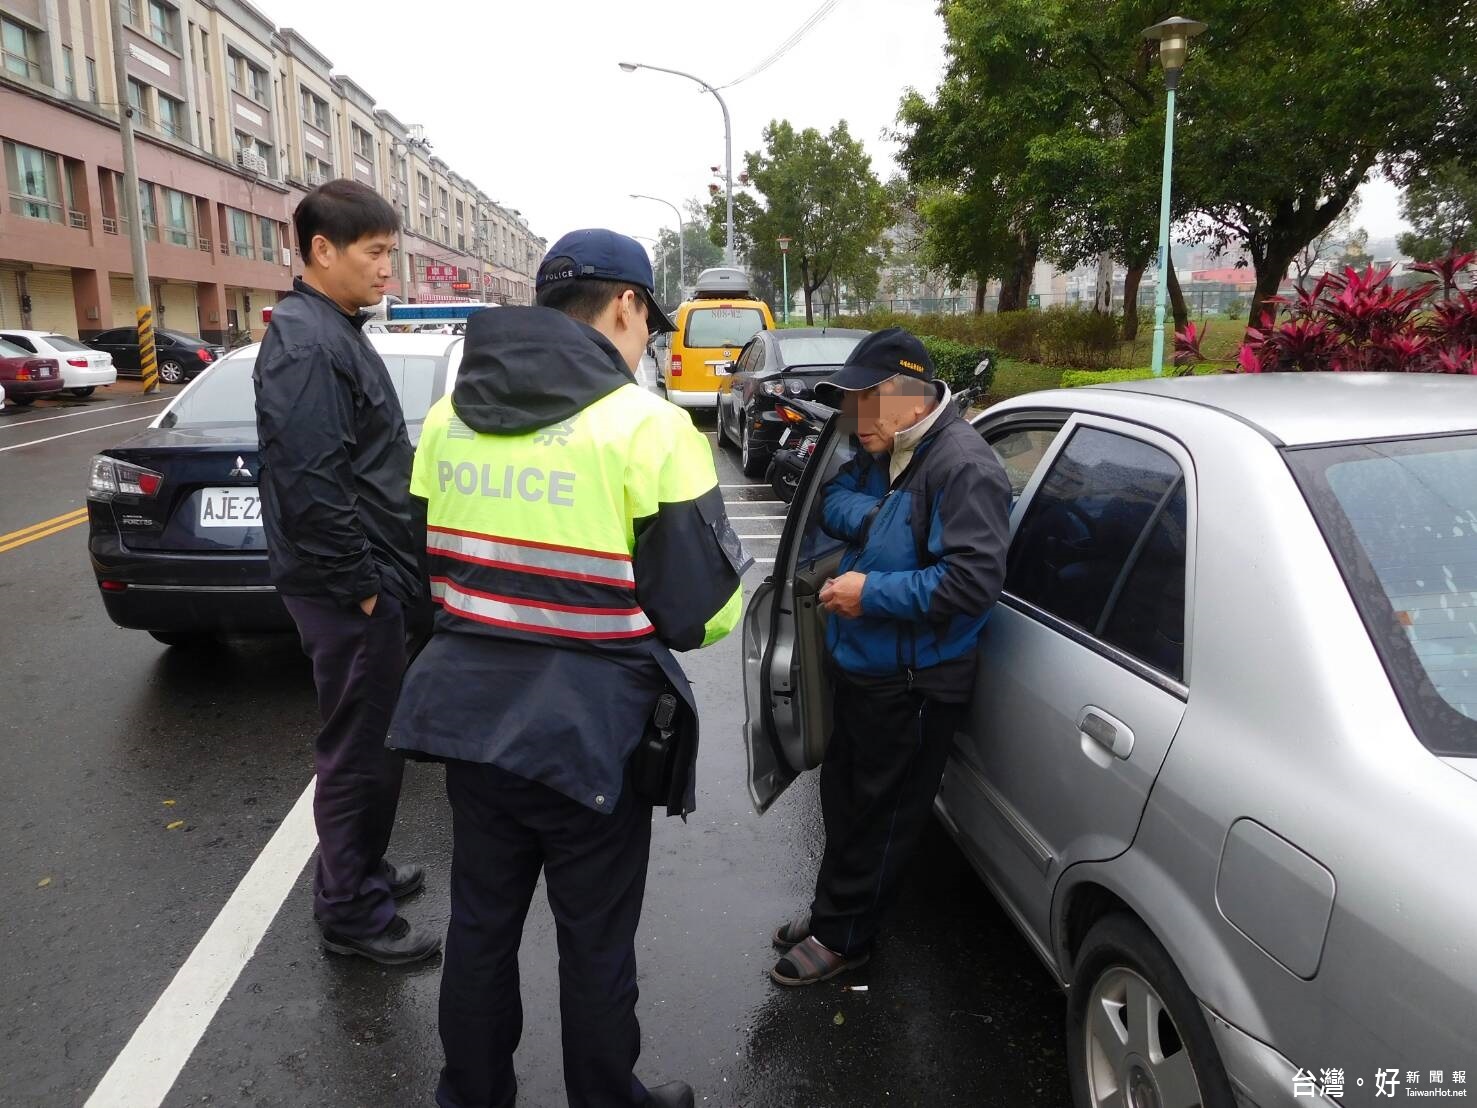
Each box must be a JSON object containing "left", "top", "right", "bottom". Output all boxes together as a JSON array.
[
  {"left": 437, "top": 761, "right": 653, "bottom": 1108},
  {"left": 282, "top": 591, "right": 407, "bottom": 938},
  {"left": 809, "top": 672, "right": 967, "bottom": 957}
]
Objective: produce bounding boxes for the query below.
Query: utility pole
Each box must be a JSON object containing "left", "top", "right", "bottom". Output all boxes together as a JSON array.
[{"left": 108, "top": 0, "right": 158, "bottom": 393}]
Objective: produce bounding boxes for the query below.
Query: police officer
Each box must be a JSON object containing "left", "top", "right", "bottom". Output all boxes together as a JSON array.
[
  {"left": 768, "top": 328, "right": 1012, "bottom": 986},
  {"left": 388, "top": 229, "right": 746, "bottom": 1108}
]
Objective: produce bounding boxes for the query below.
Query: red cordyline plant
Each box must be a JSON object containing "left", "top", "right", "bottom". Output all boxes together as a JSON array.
[{"left": 1174, "top": 250, "right": 1477, "bottom": 374}]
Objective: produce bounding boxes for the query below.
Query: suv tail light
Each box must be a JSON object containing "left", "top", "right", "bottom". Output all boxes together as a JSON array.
[
  {"left": 197, "top": 347, "right": 214, "bottom": 363},
  {"left": 68, "top": 357, "right": 89, "bottom": 368},
  {"left": 670, "top": 354, "right": 682, "bottom": 377},
  {"left": 89, "top": 455, "right": 163, "bottom": 500}
]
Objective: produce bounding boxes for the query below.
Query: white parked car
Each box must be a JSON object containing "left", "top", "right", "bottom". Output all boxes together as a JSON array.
[{"left": 0, "top": 330, "right": 117, "bottom": 397}]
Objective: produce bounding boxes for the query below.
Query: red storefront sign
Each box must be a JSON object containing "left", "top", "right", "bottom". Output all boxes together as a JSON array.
[{"left": 424, "top": 264, "right": 458, "bottom": 283}]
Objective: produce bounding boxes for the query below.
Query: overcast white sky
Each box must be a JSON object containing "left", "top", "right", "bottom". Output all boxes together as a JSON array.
[{"left": 254, "top": 0, "right": 1408, "bottom": 261}]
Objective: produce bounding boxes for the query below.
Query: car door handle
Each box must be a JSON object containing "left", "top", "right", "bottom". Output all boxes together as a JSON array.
[{"left": 1079, "top": 707, "right": 1134, "bottom": 760}]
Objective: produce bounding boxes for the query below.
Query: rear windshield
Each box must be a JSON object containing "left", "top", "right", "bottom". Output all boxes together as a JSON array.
[
  {"left": 775, "top": 335, "right": 862, "bottom": 369},
  {"left": 43, "top": 334, "right": 91, "bottom": 351},
  {"left": 0, "top": 339, "right": 27, "bottom": 358},
  {"left": 684, "top": 306, "right": 766, "bottom": 349},
  {"left": 163, "top": 351, "right": 447, "bottom": 428},
  {"left": 1288, "top": 433, "right": 1477, "bottom": 757}
]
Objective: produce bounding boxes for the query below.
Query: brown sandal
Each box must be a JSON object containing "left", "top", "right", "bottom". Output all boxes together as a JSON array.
[
  {"left": 769, "top": 936, "right": 869, "bottom": 987},
  {"left": 771, "top": 912, "right": 812, "bottom": 949}
]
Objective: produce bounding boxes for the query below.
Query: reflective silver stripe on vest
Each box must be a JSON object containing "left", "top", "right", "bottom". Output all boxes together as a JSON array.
[
  {"left": 430, "top": 578, "right": 654, "bottom": 640},
  {"left": 428, "top": 526, "right": 635, "bottom": 587}
]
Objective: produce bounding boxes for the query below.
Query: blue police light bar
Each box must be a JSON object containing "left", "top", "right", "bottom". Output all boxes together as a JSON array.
[{"left": 386, "top": 303, "right": 495, "bottom": 323}]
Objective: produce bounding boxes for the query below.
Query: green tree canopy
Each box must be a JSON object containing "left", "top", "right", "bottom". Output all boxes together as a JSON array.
[
  {"left": 707, "top": 119, "right": 891, "bottom": 324},
  {"left": 1397, "top": 161, "right": 1477, "bottom": 261}
]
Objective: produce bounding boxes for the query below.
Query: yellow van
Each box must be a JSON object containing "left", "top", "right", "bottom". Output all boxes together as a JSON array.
[{"left": 661, "top": 268, "right": 775, "bottom": 412}]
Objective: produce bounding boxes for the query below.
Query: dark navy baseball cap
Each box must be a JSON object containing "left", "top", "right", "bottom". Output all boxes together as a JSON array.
[
  {"left": 815, "top": 326, "right": 936, "bottom": 404},
  {"left": 536, "top": 228, "right": 677, "bottom": 333}
]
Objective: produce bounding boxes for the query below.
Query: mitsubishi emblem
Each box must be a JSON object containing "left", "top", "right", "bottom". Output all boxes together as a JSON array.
[{"left": 229, "top": 455, "right": 253, "bottom": 478}]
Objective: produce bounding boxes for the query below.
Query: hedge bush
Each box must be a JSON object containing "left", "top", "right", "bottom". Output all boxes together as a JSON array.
[
  {"left": 918, "top": 335, "right": 995, "bottom": 394},
  {"left": 829, "top": 307, "right": 1125, "bottom": 368},
  {"left": 1059, "top": 365, "right": 1223, "bottom": 388}
]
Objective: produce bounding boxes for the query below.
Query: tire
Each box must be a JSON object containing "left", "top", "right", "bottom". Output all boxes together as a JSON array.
[
  {"left": 740, "top": 413, "right": 769, "bottom": 477},
  {"left": 148, "top": 630, "right": 216, "bottom": 648},
  {"left": 69, "top": 387, "right": 96, "bottom": 398},
  {"left": 1067, "top": 914, "right": 1235, "bottom": 1108},
  {"left": 157, "top": 360, "right": 186, "bottom": 385},
  {"left": 10, "top": 395, "right": 35, "bottom": 406},
  {"left": 717, "top": 399, "right": 737, "bottom": 451}
]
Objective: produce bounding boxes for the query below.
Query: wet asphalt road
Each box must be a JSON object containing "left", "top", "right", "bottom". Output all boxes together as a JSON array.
[{"left": 0, "top": 369, "right": 1070, "bottom": 1107}]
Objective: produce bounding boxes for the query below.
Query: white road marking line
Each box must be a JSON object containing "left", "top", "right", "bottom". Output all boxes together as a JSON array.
[
  {"left": 752, "top": 558, "right": 774, "bottom": 564},
  {"left": 736, "top": 534, "right": 782, "bottom": 540},
  {"left": 719, "top": 484, "right": 770, "bottom": 489},
  {"left": 84, "top": 779, "right": 318, "bottom": 1108},
  {"left": 0, "top": 396, "right": 169, "bottom": 431},
  {"left": 727, "top": 514, "right": 786, "bottom": 520},
  {"left": 0, "top": 414, "right": 158, "bottom": 453}
]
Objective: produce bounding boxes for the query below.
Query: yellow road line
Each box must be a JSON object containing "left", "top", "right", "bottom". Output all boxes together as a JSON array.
[{"left": 0, "top": 508, "right": 88, "bottom": 553}]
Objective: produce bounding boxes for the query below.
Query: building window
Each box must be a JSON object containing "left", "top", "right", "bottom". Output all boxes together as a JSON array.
[
  {"left": 4, "top": 141, "right": 64, "bottom": 223},
  {"left": 157, "top": 94, "right": 183, "bottom": 139},
  {"left": 301, "top": 88, "right": 328, "bottom": 132},
  {"left": 352, "top": 124, "right": 374, "bottom": 161},
  {"left": 147, "top": 1, "right": 179, "bottom": 51},
  {"left": 437, "top": 186, "right": 448, "bottom": 214},
  {"left": 86, "top": 57, "right": 98, "bottom": 101},
  {"left": 417, "top": 172, "right": 430, "bottom": 200},
  {"left": 138, "top": 181, "right": 159, "bottom": 241},
  {"left": 258, "top": 217, "right": 277, "bottom": 263},
  {"left": 62, "top": 46, "right": 75, "bottom": 96},
  {"left": 127, "top": 77, "right": 148, "bottom": 122},
  {"left": 228, "top": 208, "right": 252, "bottom": 257},
  {"left": 420, "top": 214, "right": 432, "bottom": 236},
  {"left": 163, "top": 188, "right": 193, "bottom": 247},
  {"left": 304, "top": 153, "right": 330, "bottom": 185},
  {"left": 1, "top": 16, "right": 42, "bottom": 81}
]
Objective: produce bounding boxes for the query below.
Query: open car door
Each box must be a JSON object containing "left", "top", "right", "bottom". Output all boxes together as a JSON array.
[{"left": 741, "top": 410, "right": 856, "bottom": 813}]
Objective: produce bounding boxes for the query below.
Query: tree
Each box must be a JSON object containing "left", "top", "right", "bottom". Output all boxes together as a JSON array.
[
  {"left": 1398, "top": 161, "right": 1477, "bottom": 260},
  {"left": 709, "top": 120, "right": 890, "bottom": 324},
  {"left": 1293, "top": 205, "right": 1357, "bottom": 284},
  {"left": 1337, "top": 227, "right": 1374, "bottom": 271},
  {"left": 653, "top": 198, "right": 723, "bottom": 309}
]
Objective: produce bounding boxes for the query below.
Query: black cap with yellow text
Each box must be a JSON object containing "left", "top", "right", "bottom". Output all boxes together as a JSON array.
[{"left": 815, "top": 326, "right": 935, "bottom": 404}]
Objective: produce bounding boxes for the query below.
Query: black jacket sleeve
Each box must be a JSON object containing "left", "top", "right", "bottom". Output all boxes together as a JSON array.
[
  {"left": 255, "top": 340, "right": 380, "bottom": 606},
  {"left": 926, "top": 447, "right": 1012, "bottom": 622},
  {"left": 633, "top": 485, "right": 747, "bottom": 651}
]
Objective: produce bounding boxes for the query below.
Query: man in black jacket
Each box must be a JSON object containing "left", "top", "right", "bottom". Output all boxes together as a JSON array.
[{"left": 254, "top": 179, "right": 438, "bottom": 965}]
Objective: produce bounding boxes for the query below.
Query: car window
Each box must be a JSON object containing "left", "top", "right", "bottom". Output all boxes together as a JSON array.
[
  {"left": 989, "top": 426, "right": 1063, "bottom": 499},
  {"left": 776, "top": 335, "right": 861, "bottom": 368},
  {"left": 42, "top": 334, "right": 90, "bottom": 352},
  {"left": 1006, "top": 426, "right": 1187, "bottom": 677},
  {"left": 684, "top": 306, "right": 766, "bottom": 348},
  {"left": 1, "top": 334, "right": 37, "bottom": 352},
  {"left": 0, "top": 338, "right": 29, "bottom": 357},
  {"left": 750, "top": 342, "right": 766, "bottom": 374},
  {"left": 1288, "top": 433, "right": 1477, "bottom": 757},
  {"left": 163, "top": 352, "right": 447, "bottom": 428},
  {"left": 94, "top": 329, "right": 130, "bottom": 344}
]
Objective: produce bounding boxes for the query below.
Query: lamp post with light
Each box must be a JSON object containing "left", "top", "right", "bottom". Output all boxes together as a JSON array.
[
  {"left": 777, "top": 236, "right": 792, "bottom": 324},
  {"left": 619, "top": 61, "right": 734, "bottom": 266},
  {"left": 631, "top": 193, "right": 686, "bottom": 299},
  {"left": 1142, "top": 15, "right": 1207, "bottom": 377}
]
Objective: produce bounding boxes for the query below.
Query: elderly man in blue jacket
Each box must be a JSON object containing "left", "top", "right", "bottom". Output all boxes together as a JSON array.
[{"left": 770, "top": 327, "right": 1012, "bottom": 986}]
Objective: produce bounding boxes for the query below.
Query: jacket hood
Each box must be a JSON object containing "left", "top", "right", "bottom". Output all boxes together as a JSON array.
[{"left": 451, "top": 306, "right": 635, "bottom": 435}]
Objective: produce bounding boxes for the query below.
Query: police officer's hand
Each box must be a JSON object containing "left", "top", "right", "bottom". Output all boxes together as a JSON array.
[{"left": 819, "top": 572, "right": 866, "bottom": 619}]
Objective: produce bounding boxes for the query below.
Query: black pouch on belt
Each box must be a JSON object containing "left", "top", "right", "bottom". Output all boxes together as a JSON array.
[{"left": 631, "top": 691, "right": 680, "bottom": 806}]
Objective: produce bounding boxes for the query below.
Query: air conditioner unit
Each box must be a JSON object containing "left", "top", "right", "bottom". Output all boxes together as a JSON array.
[
  {"left": 235, "top": 149, "right": 268, "bottom": 174},
  {"left": 280, "top": 248, "right": 292, "bottom": 266}
]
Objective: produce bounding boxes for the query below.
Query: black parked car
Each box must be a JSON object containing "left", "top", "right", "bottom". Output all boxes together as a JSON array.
[
  {"left": 84, "top": 328, "right": 226, "bottom": 385},
  {"left": 88, "top": 332, "right": 463, "bottom": 646},
  {"left": 716, "top": 327, "right": 867, "bottom": 476}
]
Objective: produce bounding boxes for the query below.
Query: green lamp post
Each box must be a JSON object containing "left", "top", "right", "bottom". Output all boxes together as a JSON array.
[
  {"left": 1143, "top": 15, "right": 1207, "bottom": 376},
  {"left": 777, "top": 236, "right": 792, "bottom": 324}
]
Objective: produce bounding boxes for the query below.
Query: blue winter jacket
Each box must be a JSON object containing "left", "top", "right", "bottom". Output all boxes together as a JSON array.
[{"left": 821, "top": 407, "right": 1012, "bottom": 683}]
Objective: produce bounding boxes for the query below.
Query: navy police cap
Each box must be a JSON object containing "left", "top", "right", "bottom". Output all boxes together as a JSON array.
[{"left": 536, "top": 228, "right": 677, "bottom": 333}]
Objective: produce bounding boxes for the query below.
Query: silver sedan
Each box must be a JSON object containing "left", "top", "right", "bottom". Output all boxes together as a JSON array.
[{"left": 744, "top": 372, "right": 1477, "bottom": 1107}]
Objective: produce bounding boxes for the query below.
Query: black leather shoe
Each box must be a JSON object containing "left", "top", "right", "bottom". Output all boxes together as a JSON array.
[
  {"left": 385, "top": 860, "right": 425, "bottom": 900},
  {"left": 645, "top": 1081, "right": 695, "bottom": 1108},
  {"left": 321, "top": 915, "right": 441, "bottom": 965}
]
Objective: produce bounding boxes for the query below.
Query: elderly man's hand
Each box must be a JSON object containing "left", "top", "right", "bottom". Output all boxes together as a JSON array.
[{"left": 819, "top": 572, "right": 867, "bottom": 619}]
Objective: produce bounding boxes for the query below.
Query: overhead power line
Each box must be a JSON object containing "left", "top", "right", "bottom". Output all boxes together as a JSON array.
[{"left": 719, "top": 0, "right": 844, "bottom": 89}]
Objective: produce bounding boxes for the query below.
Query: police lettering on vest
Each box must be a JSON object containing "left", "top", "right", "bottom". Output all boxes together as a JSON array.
[{"left": 437, "top": 461, "right": 577, "bottom": 507}]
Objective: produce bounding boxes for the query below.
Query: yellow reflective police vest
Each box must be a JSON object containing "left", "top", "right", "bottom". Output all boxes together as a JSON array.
[{"left": 411, "top": 381, "right": 742, "bottom": 650}]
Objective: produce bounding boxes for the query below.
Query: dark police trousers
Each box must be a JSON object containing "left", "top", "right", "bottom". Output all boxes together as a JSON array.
[
  {"left": 282, "top": 591, "right": 407, "bottom": 939},
  {"left": 810, "top": 669, "right": 968, "bottom": 957},
  {"left": 437, "top": 760, "right": 653, "bottom": 1108}
]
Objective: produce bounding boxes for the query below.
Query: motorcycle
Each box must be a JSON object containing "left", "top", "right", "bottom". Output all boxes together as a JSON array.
[{"left": 763, "top": 354, "right": 994, "bottom": 505}]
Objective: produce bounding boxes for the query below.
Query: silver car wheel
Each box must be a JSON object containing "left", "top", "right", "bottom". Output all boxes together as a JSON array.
[
  {"left": 158, "top": 359, "right": 185, "bottom": 384},
  {"left": 1084, "top": 967, "right": 1203, "bottom": 1108}
]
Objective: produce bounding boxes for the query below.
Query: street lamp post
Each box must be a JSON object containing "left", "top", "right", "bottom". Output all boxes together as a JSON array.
[
  {"left": 630, "top": 193, "right": 686, "bottom": 298},
  {"left": 619, "top": 62, "right": 734, "bottom": 266},
  {"left": 1142, "top": 16, "right": 1207, "bottom": 377},
  {"left": 777, "top": 236, "right": 792, "bottom": 324},
  {"left": 634, "top": 235, "right": 666, "bottom": 299}
]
